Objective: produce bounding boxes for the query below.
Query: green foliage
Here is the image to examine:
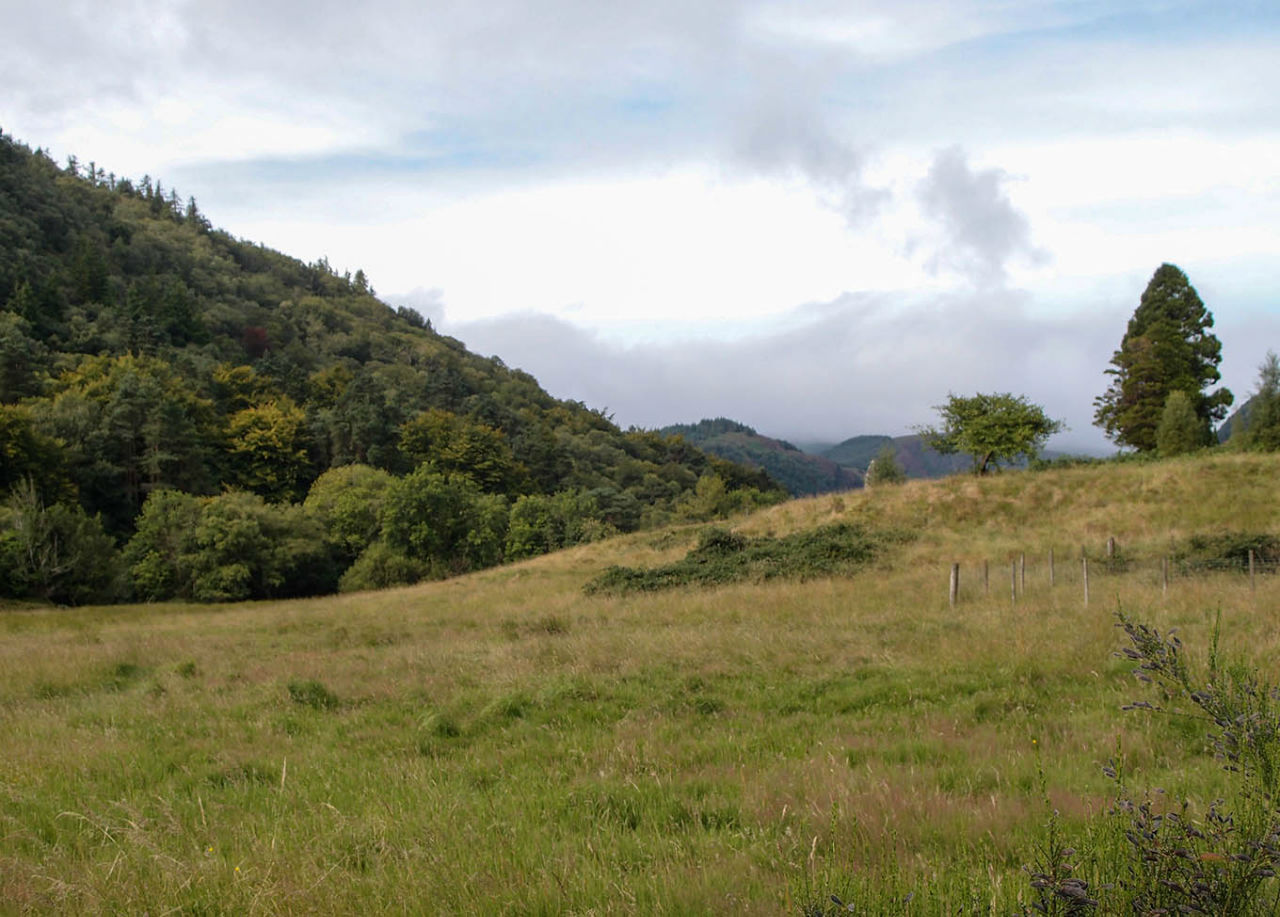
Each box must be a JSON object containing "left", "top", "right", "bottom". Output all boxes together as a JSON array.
[
  {"left": 0, "top": 311, "right": 50, "bottom": 402},
  {"left": 1094, "top": 264, "right": 1232, "bottom": 451},
  {"left": 504, "top": 490, "right": 610, "bottom": 561},
  {"left": 288, "top": 679, "right": 340, "bottom": 711},
  {"left": 585, "top": 523, "right": 908, "bottom": 595},
  {"left": 1155, "top": 389, "right": 1205, "bottom": 456},
  {"left": 921, "top": 392, "right": 1064, "bottom": 475},
  {"left": 1234, "top": 351, "right": 1280, "bottom": 452},
  {"left": 31, "top": 353, "right": 217, "bottom": 531},
  {"left": 304, "top": 464, "right": 395, "bottom": 560},
  {"left": 337, "top": 542, "right": 428, "bottom": 593},
  {"left": 1169, "top": 531, "right": 1280, "bottom": 574},
  {"left": 0, "top": 405, "right": 73, "bottom": 502},
  {"left": 381, "top": 467, "right": 509, "bottom": 578},
  {"left": 224, "top": 397, "right": 312, "bottom": 502},
  {"left": 1041, "top": 615, "right": 1280, "bottom": 913},
  {"left": 864, "top": 442, "right": 906, "bottom": 486},
  {"left": 0, "top": 479, "right": 123, "bottom": 604},
  {"left": 125, "top": 490, "right": 334, "bottom": 602},
  {"left": 399, "top": 408, "right": 527, "bottom": 493}
]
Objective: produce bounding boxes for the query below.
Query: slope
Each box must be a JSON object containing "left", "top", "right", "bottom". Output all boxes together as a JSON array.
[{"left": 3, "top": 451, "right": 1277, "bottom": 912}]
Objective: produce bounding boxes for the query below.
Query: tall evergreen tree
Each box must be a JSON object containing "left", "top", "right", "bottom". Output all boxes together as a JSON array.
[{"left": 1093, "top": 263, "right": 1232, "bottom": 451}]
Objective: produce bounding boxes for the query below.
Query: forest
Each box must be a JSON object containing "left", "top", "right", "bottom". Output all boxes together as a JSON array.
[{"left": 0, "top": 131, "right": 785, "bottom": 605}]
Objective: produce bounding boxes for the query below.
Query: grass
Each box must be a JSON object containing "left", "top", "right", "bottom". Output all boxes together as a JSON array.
[{"left": 1, "top": 453, "right": 1279, "bottom": 913}]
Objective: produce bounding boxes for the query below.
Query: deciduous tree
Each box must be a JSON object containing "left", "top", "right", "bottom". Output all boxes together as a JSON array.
[{"left": 921, "top": 392, "right": 1063, "bottom": 475}]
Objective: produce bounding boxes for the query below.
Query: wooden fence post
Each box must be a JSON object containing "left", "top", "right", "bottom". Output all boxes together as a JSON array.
[
  {"left": 1162, "top": 556, "right": 1169, "bottom": 596},
  {"left": 1082, "top": 556, "right": 1090, "bottom": 608},
  {"left": 950, "top": 563, "right": 960, "bottom": 608},
  {"left": 1020, "top": 553, "right": 1026, "bottom": 593},
  {"left": 1250, "top": 549, "right": 1256, "bottom": 592},
  {"left": 983, "top": 560, "right": 989, "bottom": 595},
  {"left": 1107, "top": 537, "right": 1116, "bottom": 561},
  {"left": 1011, "top": 560, "right": 1018, "bottom": 606}
]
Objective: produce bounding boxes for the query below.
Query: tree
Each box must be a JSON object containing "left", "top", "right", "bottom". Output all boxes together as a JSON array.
[
  {"left": 0, "top": 479, "right": 123, "bottom": 604},
  {"left": 1237, "top": 350, "right": 1280, "bottom": 452},
  {"left": 1094, "top": 264, "right": 1232, "bottom": 451},
  {"left": 1155, "top": 390, "right": 1203, "bottom": 456},
  {"left": 224, "top": 397, "right": 313, "bottom": 503},
  {"left": 920, "top": 392, "right": 1063, "bottom": 475},
  {"left": 864, "top": 442, "right": 906, "bottom": 486}
]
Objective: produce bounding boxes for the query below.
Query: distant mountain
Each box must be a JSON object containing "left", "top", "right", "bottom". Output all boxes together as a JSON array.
[
  {"left": 661, "top": 418, "right": 862, "bottom": 496},
  {"left": 820, "top": 435, "right": 894, "bottom": 470},
  {"left": 818, "top": 434, "right": 970, "bottom": 478},
  {"left": 1218, "top": 395, "right": 1256, "bottom": 443}
]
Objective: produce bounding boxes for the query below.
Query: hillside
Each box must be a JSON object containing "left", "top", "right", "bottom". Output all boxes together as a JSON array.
[
  {"left": 660, "top": 418, "right": 862, "bottom": 496},
  {"left": 0, "top": 132, "right": 784, "bottom": 604},
  {"left": 3, "top": 452, "right": 1278, "bottom": 911}
]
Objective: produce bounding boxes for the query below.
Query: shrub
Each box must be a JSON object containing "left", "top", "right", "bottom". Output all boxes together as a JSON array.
[
  {"left": 585, "top": 523, "right": 909, "bottom": 595},
  {"left": 1024, "top": 613, "right": 1280, "bottom": 914},
  {"left": 338, "top": 542, "right": 428, "bottom": 593}
]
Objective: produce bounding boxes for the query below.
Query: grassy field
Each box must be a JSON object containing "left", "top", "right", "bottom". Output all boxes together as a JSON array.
[{"left": 2, "top": 453, "right": 1279, "bottom": 914}]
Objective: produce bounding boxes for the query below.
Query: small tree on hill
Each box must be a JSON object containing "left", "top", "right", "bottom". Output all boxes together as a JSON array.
[
  {"left": 920, "top": 392, "right": 1063, "bottom": 475},
  {"left": 1155, "top": 390, "right": 1203, "bottom": 456},
  {"left": 1094, "top": 263, "right": 1231, "bottom": 451},
  {"left": 864, "top": 442, "right": 906, "bottom": 486}
]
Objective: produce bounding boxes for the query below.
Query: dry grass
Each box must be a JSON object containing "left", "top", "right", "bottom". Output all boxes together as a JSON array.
[{"left": 2, "top": 453, "right": 1280, "bottom": 913}]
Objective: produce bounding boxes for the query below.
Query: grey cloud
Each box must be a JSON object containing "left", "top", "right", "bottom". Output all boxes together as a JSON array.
[
  {"left": 917, "top": 146, "right": 1048, "bottom": 287},
  {"left": 734, "top": 92, "right": 890, "bottom": 228},
  {"left": 423, "top": 291, "right": 1117, "bottom": 453}
]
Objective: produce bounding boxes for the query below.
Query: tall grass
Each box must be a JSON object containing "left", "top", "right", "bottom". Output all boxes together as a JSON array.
[{"left": 1, "top": 453, "right": 1279, "bottom": 913}]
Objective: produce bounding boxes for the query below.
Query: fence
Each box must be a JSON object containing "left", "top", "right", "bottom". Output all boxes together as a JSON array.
[{"left": 946, "top": 538, "right": 1280, "bottom": 608}]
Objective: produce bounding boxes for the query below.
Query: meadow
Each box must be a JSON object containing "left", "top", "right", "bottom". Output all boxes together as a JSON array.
[{"left": 2, "top": 452, "right": 1279, "bottom": 914}]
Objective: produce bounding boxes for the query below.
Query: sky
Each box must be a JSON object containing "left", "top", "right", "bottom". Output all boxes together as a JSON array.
[{"left": 4, "top": 0, "right": 1279, "bottom": 452}]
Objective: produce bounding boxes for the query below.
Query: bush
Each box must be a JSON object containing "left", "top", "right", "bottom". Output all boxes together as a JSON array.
[
  {"left": 585, "top": 523, "right": 909, "bottom": 595},
  {"left": 125, "top": 489, "right": 336, "bottom": 602},
  {"left": 1023, "top": 613, "right": 1280, "bottom": 914},
  {"left": 0, "top": 480, "right": 123, "bottom": 605},
  {"left": 338, "top": 542, "right": 428, "bottom": 593}
]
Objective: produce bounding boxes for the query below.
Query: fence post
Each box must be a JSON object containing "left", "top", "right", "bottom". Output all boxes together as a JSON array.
[
  {"left": 1107, "top": 537, "right": 1116, "bottom": 561},
  {"left": 1049, "top": 547, "right": 1055, "bottom": 588},
  {"left": 1162, "top": 556, "right": 1169, "bottom": 596},
  {"left": 1250, "top": 549, "right": 1256, "bottom": 592},
  {"left": 950, "top": 563, "right": 960, "bottom": 608},
  {"left": 1082, "top": 556, "right": 1090, "bottom": 608},
  {"left": 983, "top": 560, "right": 989, "bottom": 595},
  {"left": 1011, "top": 560, "right": 1018, "bottom": 606},
  {"left": 1020, "top": 553, "right": 1026, "bottom": 593}
]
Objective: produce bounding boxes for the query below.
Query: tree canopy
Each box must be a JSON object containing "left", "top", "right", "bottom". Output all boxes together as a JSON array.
[
  {"left": 1093, "top": 263, "right": 1231, "bottom": 451},
  {"left": 921, "top": 392, "right": 1063, "bottom": 475}
]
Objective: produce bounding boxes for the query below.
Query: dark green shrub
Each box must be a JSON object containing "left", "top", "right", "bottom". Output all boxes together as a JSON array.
[{"left": 586, "top": 523, "right": 910, "bottom": 595}]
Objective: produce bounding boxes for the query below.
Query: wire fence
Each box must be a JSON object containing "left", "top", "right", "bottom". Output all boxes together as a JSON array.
[{"left": 946, "top": 539, "right": 1279, "bottom": 607}]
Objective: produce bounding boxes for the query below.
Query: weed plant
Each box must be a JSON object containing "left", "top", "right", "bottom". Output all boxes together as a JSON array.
[{"left": 1025, "top": 612, "right": 1280, "bottom": 914}]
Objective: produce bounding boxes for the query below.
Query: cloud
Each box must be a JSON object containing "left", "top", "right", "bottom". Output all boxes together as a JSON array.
[
  {"left": 916, "top": 146, "right": 1048, "bottom": 286},
  {"left": 415, "top": 290, "right": 1118, "bottom": 452}
]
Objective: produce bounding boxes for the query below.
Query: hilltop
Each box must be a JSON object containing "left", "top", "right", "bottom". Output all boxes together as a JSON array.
[{"left": 3, "top": 451, "right": 1278, "bottom": 911}]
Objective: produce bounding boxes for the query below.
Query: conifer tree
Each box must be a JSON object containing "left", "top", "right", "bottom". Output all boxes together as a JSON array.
[{"left": 1093, "top": 264, "right": 1231, "bottom": 451}]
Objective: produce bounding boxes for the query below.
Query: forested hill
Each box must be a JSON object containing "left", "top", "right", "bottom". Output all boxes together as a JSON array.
[
  {"left": 0, "top": 130, "right": 784, "bottom": 605},
  {"left": 660, "top": 418, "right": 862, "bottom": 496}
]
